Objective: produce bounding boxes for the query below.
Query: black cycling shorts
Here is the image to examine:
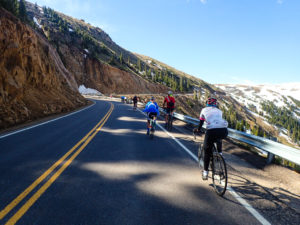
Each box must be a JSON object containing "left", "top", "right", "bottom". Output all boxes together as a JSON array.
[
  {"left": 147, "top": 112, "right": 157, "bottom": 120},
  {"left": 165, "top": 108, "right": 174, "bottom": 114}
]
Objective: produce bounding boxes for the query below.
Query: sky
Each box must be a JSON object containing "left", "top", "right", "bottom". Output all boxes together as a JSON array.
[{"left": 28, "top": 0, "right": 300, "bottom": 85}]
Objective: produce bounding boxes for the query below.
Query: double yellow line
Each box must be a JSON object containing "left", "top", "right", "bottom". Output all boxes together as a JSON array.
[{"left": 0, "top": 103, "right": 114, "bottom": 225}]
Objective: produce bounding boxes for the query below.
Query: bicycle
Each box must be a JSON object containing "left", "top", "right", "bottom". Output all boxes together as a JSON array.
[
  {"left": 193, "top": 129, "right": 228, "bottom": 196},
  {"left": 133, "top": 102, "right": 137, "bottom": 111},
  {"left": 164, "top": 109, "right": 173, "bottom": 131}
]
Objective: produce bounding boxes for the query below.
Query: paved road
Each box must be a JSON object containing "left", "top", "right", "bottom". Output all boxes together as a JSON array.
[{"left": 0, "top": 99, "right": 266, "bottom": 225}]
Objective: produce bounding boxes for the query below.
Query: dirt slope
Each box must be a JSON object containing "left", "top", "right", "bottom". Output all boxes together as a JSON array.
[{"left": 0, "top": 8, "right": 88, "bottom": 129}]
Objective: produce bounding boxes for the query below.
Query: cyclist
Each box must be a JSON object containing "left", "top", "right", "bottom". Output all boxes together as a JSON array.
[
  {"left": 163, "top": 91, "right": 175, "bottom": 127},
  {"left": 195, "top": 97, "right": 228, "bottom": 180},
  {"left": 132, "top": 95, "right": 138, "bottom": 110},
  {"left": 143, "top": 96, "right": 160, "bottom": 135}
]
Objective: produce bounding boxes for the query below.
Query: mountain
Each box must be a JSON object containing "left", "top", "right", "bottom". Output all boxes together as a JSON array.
[{"left": 216, "top": 83, "right": 300, "bottom": 146}]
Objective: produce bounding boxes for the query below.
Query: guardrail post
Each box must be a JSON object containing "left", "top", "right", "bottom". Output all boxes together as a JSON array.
[{"left": 266, "top": 152, "right": 274, "bottom": 164}]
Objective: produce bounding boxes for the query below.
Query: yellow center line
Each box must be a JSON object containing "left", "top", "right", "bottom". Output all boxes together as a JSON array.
[
  {"left": 0, "top": 103, "right": 113, "bottom": 221},
  {"left": 5, "top": 104, "right": 114, "bottom": 225}
]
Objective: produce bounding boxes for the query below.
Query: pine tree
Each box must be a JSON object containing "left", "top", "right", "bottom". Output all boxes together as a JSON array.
[
  {"left": 155, "top": 70, "right": 159, "bottom": 82},
  {"left": 19, "top": 0, "right": 28, "bottom": 22},
  {"left": 158, "top": 71, "right": 162, "bottom": 82},
  {"left": 119, "top": 52, "right": 123, "bottom": 64},
  {"left": 179, "top": 77, "right": 183, "bottom": 92},
  {"left": 292, "top": 130, "right": 297, "bottom": 143},
  {"left": 137, "top": 59, "right": 141, "bottom": 71},
  {"left": 246, "top": 123, "right": 250, "bottom": 131},
  {"left": 12, "top": 0, "right": 18, "bottom": 16},
  {"left": 147, "top": 68, "right": 152, "bottom": 79},
  {"left": 0, "top": 0, "right": 18, "bottom": 16}
]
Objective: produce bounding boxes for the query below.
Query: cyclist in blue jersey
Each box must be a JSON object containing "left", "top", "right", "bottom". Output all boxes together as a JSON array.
[{"left": 143, "top": 96, "right": 160, "bottom": 135}]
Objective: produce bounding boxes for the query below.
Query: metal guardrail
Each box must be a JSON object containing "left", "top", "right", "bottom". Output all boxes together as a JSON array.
[
  {"left": 169, "top": 111, "right": 300, "bottom": 166},
  {"left": 103, "top": 97, "right": 300, "bottom": 166}
]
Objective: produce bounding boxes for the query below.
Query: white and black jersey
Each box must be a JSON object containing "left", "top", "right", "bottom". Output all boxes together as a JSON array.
[{"left": 199, "top": 107, "right": 228, "bottom": 130}]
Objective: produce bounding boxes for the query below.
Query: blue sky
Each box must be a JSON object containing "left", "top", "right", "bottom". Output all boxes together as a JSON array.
[{"left": 28, "top": 0, "right": 300, "bottom": 85}]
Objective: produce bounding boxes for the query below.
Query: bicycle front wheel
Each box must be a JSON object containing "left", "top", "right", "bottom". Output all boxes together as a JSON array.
[
  {"left": 167, "top": 114, "right": 172, "bottom": 131},
  {"left": 211, "top": 153, "right": 227, "bottom": 196}
]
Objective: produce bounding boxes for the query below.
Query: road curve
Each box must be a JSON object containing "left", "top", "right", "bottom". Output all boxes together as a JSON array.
[{"left": 0, "top": 99, "right": 263, "bottom": 225}]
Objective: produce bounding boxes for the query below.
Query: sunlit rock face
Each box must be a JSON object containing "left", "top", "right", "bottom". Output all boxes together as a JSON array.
[{"left": 0, "top": 8, "right": 87, "bottom": 129}]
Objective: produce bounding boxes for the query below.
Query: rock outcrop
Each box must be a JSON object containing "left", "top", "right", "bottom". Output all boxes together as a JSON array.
[
  {"left": 83, "top": 58, "right": 168, "bottom": 94},
  {"left": 56, "top": 41, "right": 168, "bottom": 95},
  {"left": 0, "top": 8, "right": 88, "bottom": 129}
]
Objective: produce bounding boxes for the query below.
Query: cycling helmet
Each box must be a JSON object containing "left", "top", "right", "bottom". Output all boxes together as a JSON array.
[
  {"left": 168, "top": 91, "right": 173, "bottom": 96},
  {"left": 207, "top": 97, "right": 217, "bottom": 106},
  {"left": 150, "top": 96, "right": 155, "bottom": 101}
]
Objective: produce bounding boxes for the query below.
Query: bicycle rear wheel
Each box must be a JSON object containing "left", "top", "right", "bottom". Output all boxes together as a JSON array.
[
  {"left": 150, "top": 130, "right": 154, "bottom": 139},
  {"left": 198, "top": 144, "right": 204, "bottom": 168},
  {"left": 211, "top": 152, "right": 227, "bottom": 196},
  {"left": 149, "top": 120, "right": 155, "bottom": 139},
  {"left": 167, "top": 115, "right": 173, "bottom": 131}
]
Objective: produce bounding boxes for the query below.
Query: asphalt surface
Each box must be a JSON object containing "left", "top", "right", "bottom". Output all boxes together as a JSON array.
[{"left": 0, "top": 99, "right": 267, "bottom": 225}]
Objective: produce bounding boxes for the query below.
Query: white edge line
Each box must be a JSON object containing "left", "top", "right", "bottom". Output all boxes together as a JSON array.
[
  {"left": 137, "top": 108, "right": 271, "bottom": 225},
  {"left": 227, "top": 187, "right": 271, "bottom": 225},
  {"left": 0, "top": 101, "right": 96, "bottom": 139}
]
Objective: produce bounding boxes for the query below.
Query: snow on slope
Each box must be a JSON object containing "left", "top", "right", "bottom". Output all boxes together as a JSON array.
[
  {"left": 78, "top": 85, "right": 102, "bottom": 95},
  {"left": 216, "top": 82, "right": 300, "bottom": 126},
  {"left": 216, "top": 83, "right": 300, "bottom": 109}
]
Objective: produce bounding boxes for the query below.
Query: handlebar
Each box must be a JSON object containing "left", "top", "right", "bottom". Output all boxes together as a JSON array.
[{"left": 193, "top": 128, "right": 205, "bottom": 140}]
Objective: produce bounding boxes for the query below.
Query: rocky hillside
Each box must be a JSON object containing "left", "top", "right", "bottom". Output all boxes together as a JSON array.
[
  {"left": 23, "top": 2, "right": 169, "bottom": 95},
  {"left": 0, "top": 7, "right": 88, "bottom": 129},
  {"left": 24, "top": 1, "right": 217, "bottom": 95}
]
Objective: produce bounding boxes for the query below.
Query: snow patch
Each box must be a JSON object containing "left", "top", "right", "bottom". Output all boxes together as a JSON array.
[
  {"left": 78, "top": 85, "right": 101, "bottom": 95},
  {"left": 38, "top": 7, "right": 44, "bottom": 14},
  {"left": 69, "top": 28, "right": 74, "bottom": 32},
  {"left": 33, "top": 17, "right": 42, "bottom": 28},
  {"left": 154, "top": 64, "right": 162, "bottom": 70}
]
